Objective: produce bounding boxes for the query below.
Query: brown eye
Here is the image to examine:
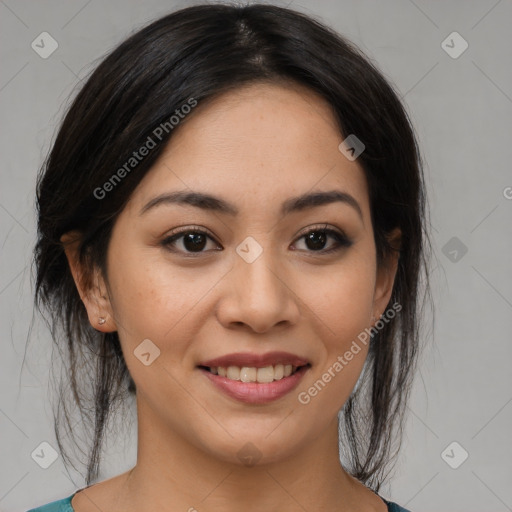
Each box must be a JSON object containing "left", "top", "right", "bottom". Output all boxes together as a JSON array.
[
  {"left": 180, "top": 232, "right": 208, "bottom": 252},
  {"left": 293, "top": 225, "right": 352, "bottom": 254},
  {"left": 161, "top": 224, "right": 352, "bottom": 257},
  {"left": 161, "top": 228, "right": 221, "bottom": 255},
  {"left": 304, "top": 230, "right": 328, "bottom": 251}
]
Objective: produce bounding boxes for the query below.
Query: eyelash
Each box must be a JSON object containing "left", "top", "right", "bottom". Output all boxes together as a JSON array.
[{"left": 160, "top": 224, "right": 352, "bottom": 257}]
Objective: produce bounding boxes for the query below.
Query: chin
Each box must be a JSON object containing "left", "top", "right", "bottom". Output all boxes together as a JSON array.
[{"left": 197, "top": 428, "right": 310, "bottom": 468}]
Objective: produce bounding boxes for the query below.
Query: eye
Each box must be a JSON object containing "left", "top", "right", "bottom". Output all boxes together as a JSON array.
[
  {"left": 292, "top": 224, "right": 353, "bottom": 254},
  {"left": 161, "top": 226, "right": 221, "bottom": 256},
  {"left": 161, "top": 224, "right": 352, "bottom": 257}
]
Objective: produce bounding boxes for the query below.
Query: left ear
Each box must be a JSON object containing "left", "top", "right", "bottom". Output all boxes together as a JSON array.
[{"left": 372, "top": 228, "right": 401, "bottom": 318}]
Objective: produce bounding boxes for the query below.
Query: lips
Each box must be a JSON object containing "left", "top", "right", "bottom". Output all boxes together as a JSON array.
[
  {"left": 197, "top": 351, "right": 311, "bottom": 404},
  {"left": 199, "top": 351, "right": 310, "bottom": 368}
]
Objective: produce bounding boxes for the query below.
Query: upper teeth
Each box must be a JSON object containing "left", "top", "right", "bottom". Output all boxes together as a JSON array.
[{"left": 210, "top": 364, "right": 296, "bottom": 382}]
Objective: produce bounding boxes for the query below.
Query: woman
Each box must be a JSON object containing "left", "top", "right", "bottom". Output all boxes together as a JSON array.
[{"left": 29, "top": 3, "right": 430, "bottom": 511}]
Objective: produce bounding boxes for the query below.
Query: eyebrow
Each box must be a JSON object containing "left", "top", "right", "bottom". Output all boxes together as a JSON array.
[{"left": 140, "top": 189, "right": 363, "bottom": 219}]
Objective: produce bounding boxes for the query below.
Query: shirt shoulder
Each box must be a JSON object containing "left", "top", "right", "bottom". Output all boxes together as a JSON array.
[
  {"left": 26, "top": 494, "right": 75, "bottom": 512},
  {"left": 27, "top": 491, "right": 409, "bottom": 512},
  {"left": 384, "top": 499, "right": 412, "bottom": 512}
]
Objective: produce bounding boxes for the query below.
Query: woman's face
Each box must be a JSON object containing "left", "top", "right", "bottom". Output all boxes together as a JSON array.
[{"left": 90, "top": 82, "right": 397, "bottom": 465}]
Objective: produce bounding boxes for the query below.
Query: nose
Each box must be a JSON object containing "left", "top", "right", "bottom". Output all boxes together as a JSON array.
[{"left": 215, "top": 246, "right": 301, "bottom": 334}]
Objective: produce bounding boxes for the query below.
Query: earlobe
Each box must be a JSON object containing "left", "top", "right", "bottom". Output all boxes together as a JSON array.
[{"left": 60, "top": 231, "right": 117, "bottom": 332}]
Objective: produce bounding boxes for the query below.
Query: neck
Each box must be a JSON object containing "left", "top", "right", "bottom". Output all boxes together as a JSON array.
[{"left": 116, "top": 394, "right": 366, "bottom": 511}]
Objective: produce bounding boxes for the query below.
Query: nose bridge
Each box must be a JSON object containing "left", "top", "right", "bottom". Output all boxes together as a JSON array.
[
  {"left": 218, "top": 235, "right": 300, "bottom": 331},
  {"left": 236, "top": 237, "right": 286, "bottom": 306}
]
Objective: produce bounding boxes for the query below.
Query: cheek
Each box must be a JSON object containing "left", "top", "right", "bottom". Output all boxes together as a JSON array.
[
  {"left": 298, "top": 253, "right": 376, "bottom": 342},
  {"left": 107, "top": 246, "right": 212, "bottom": 340},
  {"left": 105, "top": 253, "right": 203, "bottom": 403},
  {"left": 292, "top": 254, "right": 375, "bottom": 412},
  {"left": 295, "top": 280, "right": 372, "bottom": 418}
]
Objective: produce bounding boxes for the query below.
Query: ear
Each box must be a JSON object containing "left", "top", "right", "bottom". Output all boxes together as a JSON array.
[
  {"left": 372, "top": 228, "right": 401, "bottom": 321},
  {"left": 60, "top": 230, "right": 117, "bottom": 332}
]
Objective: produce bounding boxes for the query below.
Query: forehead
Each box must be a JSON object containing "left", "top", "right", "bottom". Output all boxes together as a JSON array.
[{"left": 126, "top": 82, "right": 370, "bottom": 220}]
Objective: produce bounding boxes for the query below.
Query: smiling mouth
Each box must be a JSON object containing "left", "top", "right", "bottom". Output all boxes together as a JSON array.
[{"left": 198, "top": 363, "right": 311, "bottom": 383}]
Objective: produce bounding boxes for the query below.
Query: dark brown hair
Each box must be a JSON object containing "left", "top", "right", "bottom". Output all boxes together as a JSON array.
[{"left": 34, "top": 2, "right": 431, "bottom": 490}]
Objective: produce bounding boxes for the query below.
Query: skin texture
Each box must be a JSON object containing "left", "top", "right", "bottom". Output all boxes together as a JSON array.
[{"left": 62, "top": 82, "right": 399, "bottom": 511}]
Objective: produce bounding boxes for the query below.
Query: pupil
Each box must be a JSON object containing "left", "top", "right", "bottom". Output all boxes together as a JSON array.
[
  {"left": 184, "top": 232, "right": 207, "bottom": 251},
  {"left": 306, "top": 231, "right": 326, "bottom": 250}
]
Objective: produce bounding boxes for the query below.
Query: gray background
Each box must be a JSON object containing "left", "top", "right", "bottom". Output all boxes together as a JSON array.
[{"left": 1, "top": 0, "right": 511, "bottom": 510}]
